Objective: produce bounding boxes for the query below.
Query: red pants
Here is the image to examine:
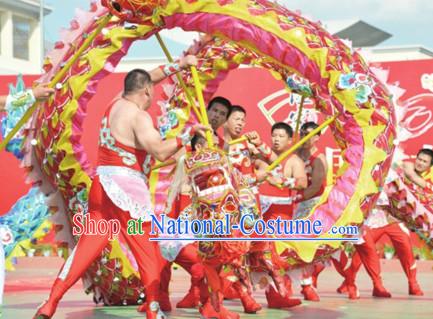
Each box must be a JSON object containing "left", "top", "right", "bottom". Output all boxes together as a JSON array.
[
  {"left": 348, "top": 223, "right": 417, "bottom": 285},
  {"left": 50, "top": 176, "right": 164, "bottom": 302},
  {"left": 160, "top": 243, "right": 205, "bottom": 295},
  {"left": 161, "top": 194, "right": 206, "bottom": 298}
]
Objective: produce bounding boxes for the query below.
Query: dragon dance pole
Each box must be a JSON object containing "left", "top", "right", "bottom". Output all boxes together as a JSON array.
[
  {"left": 266, "top": 114, "right": 338, "bottom": 172},
  {"left": 230, "top": 95, "right": 306, "bottom": 146},
  {"left": 190, "top": 66, "right": 214, "bottom": 149},
  {"left": 155, "top": 33, "right": 204, "bottom": 123},
  {"left": 228, "top": 135, "right": 248, "bottom": 145},
  {"left": 0, "top": 13, "right": 113, "bottom": 152},
  {"left": 293, "top": 95, "right": 306, "bottom": 141},
  {"left": 152, "top": 65, "right": 217, "bottom": 171},
  {"left": 151, "top": 158, "right": 176, "bottom": 171}
]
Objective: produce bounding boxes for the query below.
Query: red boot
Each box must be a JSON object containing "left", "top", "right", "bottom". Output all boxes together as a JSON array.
[
  {"left": 239, "top": 293, "right": 262, "bottom": 314},
  {"left": 265, "top": 285, "right": 302, "bottom": 308},
  {"left": 222, "top": 279, "right": 239, "bottom": 300},
  {"left": 199, "top": 295, "right": 240, "bottom": 319},
  {"left": 219, "top": 305, "right": 241, "bottom": 319},
  {"left": 337, "top": 280, "right": 348, "bottom": 294},
  {"left": 301, "top": 285, "right": 320, "bottom": 302},
  {"left": 33, "top": 301, "right": 57, "bottom": 319},
  {"left": 312, "top": 263, "right": 326, "bottom": 288},
  {"left": 409, "top": 281, "right": 424, "bottom": 296},
  {"left": 137, "top": 301, "right": 166, "bottom": 318},
  {"left": 200, "top": 299, "right": 221, "bottom": 318},
  {"left": 176, "top": 285, "right": 200, "bottom": 308},
  {"left": 234, "top": 281, "right": 261, "bottom": 314},
  {"left": 372, "top": 282, "right": 391, "bottom": 298},
  {"left": 347, "top": 283, "right": 360, "bottom": 300},
  {"left": 33, "top": 278, "right": 67, "bottom": 319}
]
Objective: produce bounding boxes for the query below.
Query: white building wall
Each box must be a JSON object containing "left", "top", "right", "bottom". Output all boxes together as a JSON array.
[
  {"left": 360, "top": 46, "right": 433, "bottom": 62},
  {"left": 0, "top": 1, "right": 49, "bottom": 75}
]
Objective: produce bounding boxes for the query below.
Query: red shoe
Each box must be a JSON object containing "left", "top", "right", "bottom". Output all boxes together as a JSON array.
[
  {"left": 347, "top": 284, "right": 360, "bottom": 300},
  {"left": 312, "top": 263, "right": 326, "bottom": 288},
  {"left": 301, "top": 285, "right": 320, "bottom": 302},
  {"left": 33, "top": 278, "right": 67, "bottom": 319},
  {"left": 137, "top": 301, "right": 167, "bottom": 318},
  {"left": 372, "top": 285, "right": 391, "bottom": 298},
  {"left": 219, "top": 305, "right": 240, "bottom": 319},
  {"left": 337, "top": 280, "right": 348, "bottom": 294},
  {"left": 199, "top": 299, "right": 220, "bottom": 318},
  {"left": 199, "top": 299, "right": 240, "bottom": 319},
  {"left": 222, "top": 281, "right": 239, "bottom": 300},
  {"left": 409, "top": 282, "right": 424, "bottom": 296},
  {"left": 265, "top": 286, "right": 302, "bottom": 308},
  {"left": 239, "top": 292, "right": 262, "bottom": 314},
  {"left": 33, "top": 298, "right": 59, "bottom": 319},
  {"left": 232, "top": 280, "right": 261, "bottom": 313},
  {"left": 176, "top": 286, "right": 200, "bottom": 308}
]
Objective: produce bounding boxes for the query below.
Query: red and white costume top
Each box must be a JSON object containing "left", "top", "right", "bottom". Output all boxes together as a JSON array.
[
  {"left": 96, "top": 103, "right": 155, "bottom": 221},
  {"left": 259, "top": 159, "right": 294, "bottom": 221}
]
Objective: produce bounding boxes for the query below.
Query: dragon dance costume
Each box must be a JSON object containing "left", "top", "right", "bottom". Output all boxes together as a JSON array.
[{"left": 181, "top": 147, "right": 250, "bottom": 318}]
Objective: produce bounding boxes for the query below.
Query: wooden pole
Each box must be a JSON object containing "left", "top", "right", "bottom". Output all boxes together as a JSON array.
[
  {"left": 266, "top": 114, "right": 338, "bottom": 172},
  {"left": 190, "top": 66, "right": 214, "bottom": 148},
  {"left": 293, "top": 95, "right": 306, "bottom": 142},
  {"left": 155, "top": 33, "right": 204, "bottom": 123}
]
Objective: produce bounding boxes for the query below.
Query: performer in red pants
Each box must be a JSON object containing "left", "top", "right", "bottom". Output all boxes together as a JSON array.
[
  {"left": 224, "top": 105, "right": 290, "bottom": 313},
  {"left": 34, "top": 58, "right": 210, "bottom": 319},
  {"left": 351, "top": 229, "right": 392, "bottom": 298},
  {"left": 292, "top": 121, "right": 329, "bottom": 301},
  {"left": 338, "top": 148, "right": 433, "bottom": 299},
  {"left": 255, "top": 122, "right": 307, "bottom": 308},
  {"left": 341, "top": 220, "right": 423, "bottom": 298}
]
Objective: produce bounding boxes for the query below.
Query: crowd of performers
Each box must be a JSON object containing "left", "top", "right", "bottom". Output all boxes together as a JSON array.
[{"left": 0, "top": 56, "right": 430, "bottom": 319}]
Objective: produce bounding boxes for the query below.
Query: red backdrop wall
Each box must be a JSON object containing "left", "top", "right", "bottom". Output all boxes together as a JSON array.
[{"left": 1, "top": 59, "right": 433, "bottom": 216}]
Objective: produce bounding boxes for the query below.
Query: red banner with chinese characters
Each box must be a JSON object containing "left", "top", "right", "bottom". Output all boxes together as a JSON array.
[{"left": 1, "top": 59, "right": 433, "bottom": 216}]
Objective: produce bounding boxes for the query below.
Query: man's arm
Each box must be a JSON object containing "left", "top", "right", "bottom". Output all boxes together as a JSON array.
[
  {"left": 149, "top": 55, "right": 198, "bottom": 84},
  {"left": 134, "top": 112, "right": 187, "bottom": 162},
  {"left": 288, "top": 156, "right": 308, "bottom": 189},
  {"left": 402, "top": 161, "right": 427, "bottom": 188},
  {"left": 245, "top": 131, "right": 277, "bottom": 163},
  {"left": 0, "top": 84, "right": 54, "bottom": 112},
  {"left": 253, "top": 159, "right": 269, "bottom": 183},
  {"left": 303, "top": 155, "right": 327, "bottom": 199},
  {"left": 268, "top": 156, "right": 307, "bottom": 189},
  {"left": 134, "top": 111, "right": 208, "bottom": 162}
]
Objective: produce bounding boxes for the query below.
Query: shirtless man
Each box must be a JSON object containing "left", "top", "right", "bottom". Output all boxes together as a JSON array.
[
  {"left": 34, "top": 56, "right": 209, "bottom": 319},
  {"left": 252, "top": 122, "right": 306, "bottom": 308}
]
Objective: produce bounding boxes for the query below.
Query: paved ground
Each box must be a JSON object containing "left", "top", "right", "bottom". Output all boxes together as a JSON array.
[{"left": 2, "top": 257, "right": 433, "bottom": 318}]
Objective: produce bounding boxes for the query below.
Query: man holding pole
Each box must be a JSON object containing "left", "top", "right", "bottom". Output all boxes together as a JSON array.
[
  {"left": 248, "top": 122, "right": 307, "bottom": 307},
  {"left": 34, "top": 56, "right": 210, "bottom": 319}
]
